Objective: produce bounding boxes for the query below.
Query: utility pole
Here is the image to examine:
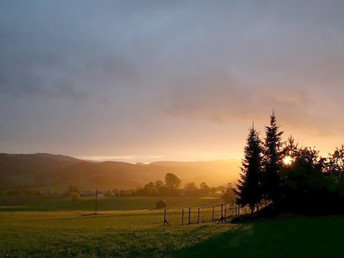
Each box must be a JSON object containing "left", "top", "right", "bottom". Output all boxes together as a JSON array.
[{"left": 95, "top": 188, "right": 98, "bottom": 215}]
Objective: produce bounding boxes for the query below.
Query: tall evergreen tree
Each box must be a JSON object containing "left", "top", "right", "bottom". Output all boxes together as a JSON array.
[
  {"left": 235, "top": 125, "right": 263, "bottom": 213},
  {"left": 262, "top": 112, "right": 283, "bottom": 205},
  {"left": 284, "top": 135, "right": 298, "bottom": 157}
]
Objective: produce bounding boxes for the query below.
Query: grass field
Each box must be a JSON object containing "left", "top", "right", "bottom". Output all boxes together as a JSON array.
[
  {"left": 1, "top": 197, "right": 344, "bottom": 257},
  {"left": 0, "top": 196, "right": 223, "bottom": 211}
]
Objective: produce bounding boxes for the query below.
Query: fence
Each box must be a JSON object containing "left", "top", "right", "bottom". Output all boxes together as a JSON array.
[{"left": 163, "top": 204, "right": 250, "bottom": 226}]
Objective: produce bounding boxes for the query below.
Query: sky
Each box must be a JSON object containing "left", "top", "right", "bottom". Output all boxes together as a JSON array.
[{"left": 1, "top": 0, "right": 344, "bottom": 163}]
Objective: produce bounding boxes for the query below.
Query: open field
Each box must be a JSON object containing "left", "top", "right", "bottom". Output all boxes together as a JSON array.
[
  {"left": 0, "top": 209, "right": 230, "bottom": 256},
  {"left": 0, "top": 196, "right": 223, "bottom": 211},
  {"left": 1, "top": 197, "right": 344, "bottom": 257},
  {"left": 2, "top": 209, "right": 344, "bottom": 257}
]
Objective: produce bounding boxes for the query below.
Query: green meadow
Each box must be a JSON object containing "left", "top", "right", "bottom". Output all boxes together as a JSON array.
[
  {"left": 1, "top": 197, "right": 344, "bottom": 257},
  {"left": 0, "top": 196, "right": 222, "bottom": 211}
]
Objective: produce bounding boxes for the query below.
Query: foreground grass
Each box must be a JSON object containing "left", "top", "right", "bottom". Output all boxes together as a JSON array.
[
  {"left": 176, "top": 214, "right": 344, "bottom": 257},
  {"left": 2, "top": 197, "right": 344, "bottom": 257},
  {"left": 2, "top": 209, "right": 344, "bottom": 257},
  {"left": 0, "top": 210, "right": 233, "bottom": 256}
]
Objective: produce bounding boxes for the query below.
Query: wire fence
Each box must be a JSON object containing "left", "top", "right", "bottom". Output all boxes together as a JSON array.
[{"left": 163, "top": 203, "right": 251, "bottom": 226}]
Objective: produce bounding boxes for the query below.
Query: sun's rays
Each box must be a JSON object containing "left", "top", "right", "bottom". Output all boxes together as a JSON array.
[{"left": 283, "top": 155, "right": 294, "bottom": 166}]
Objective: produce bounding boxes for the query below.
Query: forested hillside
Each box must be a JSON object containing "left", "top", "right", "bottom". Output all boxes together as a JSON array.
[{"left": 0, "top": 153, "right": 240, "bottom": 190}]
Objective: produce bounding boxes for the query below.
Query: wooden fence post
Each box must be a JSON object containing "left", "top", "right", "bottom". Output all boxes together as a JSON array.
[
  {"left": 197, "top": 208, "right": 200, "bottom": 223},
  {"left": 224, "top": 204, "right": 227, "bottom": 218},
  {"left": 163, "top": 209, "right": 167, "bottom": 226},
  {"left": 163, "top": 209, "right": 170, "bottom": 226},
  {"left": 188, "top": 207, "right": 191, "bottom": 225},
  {"left": 212, "top": 206, "right": 215, "bottom": 221},
  {"left": 217, "top": 204, "right": 227, "bottom": 223},
  {"left": 181, "top": 209, "right": 184, "bottom": 225}
]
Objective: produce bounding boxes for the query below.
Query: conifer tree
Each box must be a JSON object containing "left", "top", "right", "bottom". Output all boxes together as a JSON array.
[
  {"left": 235, "top": 125, "right": 263, "bottom": 213},
  {"left": 262, "top": 112, "right": 283, "bottom": 205},
  {"left": 284, "top": 135, "right": 298, "bottom": 157}
]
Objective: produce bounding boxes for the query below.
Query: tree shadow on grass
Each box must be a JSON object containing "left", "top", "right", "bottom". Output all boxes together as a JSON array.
[
  {"left": 171, "top": 223, "right": 253, "bottom": 257},
  {"left": 171, "top": 216, "right": 344, "bottom": 257}
]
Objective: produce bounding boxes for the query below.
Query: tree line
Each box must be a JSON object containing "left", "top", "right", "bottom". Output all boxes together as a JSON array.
[
  {"left": 64, "top": 173, "right": 229, "bottom": 200},
  {"left": 236, "top": 112, "right": 344, "bottom": 215},
  {"left": 136, "top": 173, "right": 227, "bottom": 197}
]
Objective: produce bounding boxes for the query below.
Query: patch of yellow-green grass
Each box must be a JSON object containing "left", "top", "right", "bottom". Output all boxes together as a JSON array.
[
  {"left": 0, "top": 210, "right": 236, "bottom": 257},
  {"left": 3, "top": 198, "right": 344, "bottom": 257},
  {"left": 0, "top": 196, "right": 223, "bottom": 211}
]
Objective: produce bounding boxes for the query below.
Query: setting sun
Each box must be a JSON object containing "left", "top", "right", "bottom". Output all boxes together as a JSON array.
[{"left": 283, "top": 156, "right": 294, "bottom": 166}]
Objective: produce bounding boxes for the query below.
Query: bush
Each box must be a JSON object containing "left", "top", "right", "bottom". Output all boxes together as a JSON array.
[
  {"left": 70, "top": 191, "right": 81, "bottom": 201},
  {"left": 155, "top": 200, "right": 166, "bottom": 209},
  {"left": 222, "top": 184, "right": 236, "bottom": 204}
]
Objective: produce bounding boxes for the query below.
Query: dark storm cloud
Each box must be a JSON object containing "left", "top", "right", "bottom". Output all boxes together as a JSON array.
[
  {"left": 1, "top": 0, "right": 344, "bottom": 159},
  {"left": 0, "top": 0, "right": 141, "bottom": 100}
]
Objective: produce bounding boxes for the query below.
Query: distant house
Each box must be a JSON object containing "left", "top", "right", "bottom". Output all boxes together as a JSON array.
[
  {"left": 80, "top": 191, "right": 94, "bottom": 197},
  {"left": 97, "top": 192, "right": 104, "bottom": 198}
]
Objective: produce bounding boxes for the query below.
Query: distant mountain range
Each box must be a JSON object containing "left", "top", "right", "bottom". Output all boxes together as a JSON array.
[{"left": 0, "top": 153, "right": 241, "bottom": 191}]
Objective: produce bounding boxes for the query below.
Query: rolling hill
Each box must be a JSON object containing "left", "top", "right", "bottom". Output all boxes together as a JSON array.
[{"left": 0, "top": 153, "right": 241, "bottom": 190}]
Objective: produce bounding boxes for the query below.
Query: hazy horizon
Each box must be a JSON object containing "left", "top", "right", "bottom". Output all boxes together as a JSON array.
[
  {"left": 1, "top": 0, "right": 344, "bottom": 162},
  {"left": 1, "top": 151, "right": 241, "bottom": 164},
  {"left": 76, "top": 155, "right": 242, "bottom": 163}
]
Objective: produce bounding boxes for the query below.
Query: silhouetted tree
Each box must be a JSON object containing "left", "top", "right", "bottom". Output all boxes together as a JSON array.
[
  {"left": 143, "top": 182, "right": 156, "bottom": 195},
  {"left": 70, "top": 191, "right": 81, "bottom": 201},
  {"left": 184, "top": 182, "right": 198, "bottom": 196},
  {"left": 262, "top": 112, "right": 283, "bottom": 205},
  {"left": 325, "top": 146, "right": 344, "bottom": 180},
  {"left": 154, "top": 180, "right": 165, "bottom": 195},
  {"left": 234, "top": 126, "right": 263, "bottom": 213},
  {"left": 155, "top": 180, "right": 164, "bottom": 189},
  {"left": 216, "top": 185, "right": 226, "bottom": 193},
  {"left": 200, "top": 182, "right": 211, "bottom": 194},
  {"left": 165, "top": 173, "right": 181, "bottom": 191},
  {"left": 283, "top": 135, "right": 298, "bottom": 158},
  {"left": 68, "top": 185, "right": 80, "bottom": 195},
  {"left": 222, "top": 183, "right": 236, "bottom": 204},
  {"left": 279, "top": 147, "right": 329, "bottom": 213},
  {"left": 155, "top": 200, "right": 167, "bottom": 209},
  {"left": 68, "top": 185, "right": 80, "bottom": 201},
  {"left": 233, "top": 112, "right": 344, "bottom": 215}
]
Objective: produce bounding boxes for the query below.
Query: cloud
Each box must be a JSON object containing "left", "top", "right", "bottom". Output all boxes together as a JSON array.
[
  {"left": 0, "top": 1, "right": 141, "bottom": 101},
  {"left": 163, "top": 66, "right": 344, "bottom": 136},
  {"left": 0, "top": 0, "right": 344, "bottom": 159}
]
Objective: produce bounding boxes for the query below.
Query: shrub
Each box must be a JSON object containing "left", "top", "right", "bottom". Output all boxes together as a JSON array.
[
  {"left": 70, "top": 191, "right": 81, "bottom": 201},
  {"left": 155, "top": 200, "right": 166, "bottom": 209}
]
